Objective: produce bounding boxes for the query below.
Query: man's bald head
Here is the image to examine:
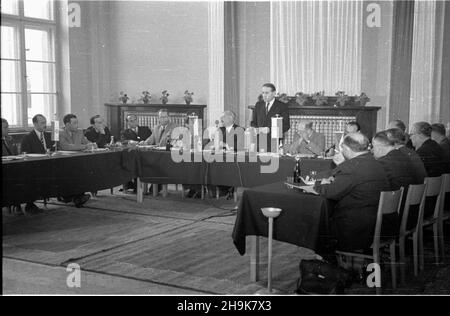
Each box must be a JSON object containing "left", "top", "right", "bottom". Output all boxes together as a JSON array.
[{"left": 341, "top": 132, "right": 370, "bottom": 160}]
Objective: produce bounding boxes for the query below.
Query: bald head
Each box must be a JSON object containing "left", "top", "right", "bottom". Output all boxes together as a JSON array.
[
  {"left": 341, "top": 132, "right": 370, "bottom": 160},
  {"left": 410, "top": 121, "right": 431, "bottom": 149},
  {"left": 220, "top": 110, "right": 236, "bottom": 128}
]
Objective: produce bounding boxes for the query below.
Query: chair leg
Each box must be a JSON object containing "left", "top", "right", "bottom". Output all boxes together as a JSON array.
[
  {"left": 439, "top": 219, "right": 445, "bottom": 261},
  {"left": 216, "top": 187, "right": 220, "bottom": 199},
  {"left": 419, "top": 227, "right": 424, "bottom": 271},
  {"left": 413, "top": 232, "right": 419, "bottom": 276},
  {"left": 110, "top": 187, "right": 114, "bottom": 195},
  {"left": 201, "top": 185, "right": 205, "bottom": 200},
  {"left": 181, "top": 184, "right": 184, "bottom": 199},
  {"left": 162, "top": 184, "right": 168, "bottom": 198},
  {"left": 152, "top": 183, "right": 158, "bottom": 197},
  {"left": 233, "top": 189, "right": 238, "bottom": 203},
  {"left": 373, "top": 251, "right": 382, "bottom": 295},
  {"left": 433, "top": 222, "right": 440, "bottom": 264},
  {"left": 389, "top": 242, "right": 397, "bottom": 290},
  {"left": 399, "top": 237, "right": 406, "bottom": 284}
]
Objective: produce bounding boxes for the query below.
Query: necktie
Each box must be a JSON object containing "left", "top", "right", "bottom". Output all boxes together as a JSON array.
[
  {"left": 39, "top": 132, "right": 45, "bottom": 149},
  {"left": 159, "top": 125, "right": 165, "bottom": 143},
  {"left": 266, "top": 102, "right": 270, "bottom": 115}
]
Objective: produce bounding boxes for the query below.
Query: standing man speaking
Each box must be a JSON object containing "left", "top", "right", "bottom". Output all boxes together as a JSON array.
[{"left": 251, "top": 83, "right": 290, "bottom": 152}]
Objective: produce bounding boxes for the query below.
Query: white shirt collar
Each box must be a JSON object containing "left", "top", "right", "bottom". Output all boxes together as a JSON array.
[
  {"left": 266, "top": 98, "right": 275, "bottom": 112},
  {"left": 226, "top": 125, "right": 234, "bottom": 133}
]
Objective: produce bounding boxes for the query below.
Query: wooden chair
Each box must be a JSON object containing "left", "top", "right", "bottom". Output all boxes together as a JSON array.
[
  {"left": 398, "top": 183, "right": 426, "bottom": 282},
  {"left": 420, "top": 176, "right": 444, "bottom": 268},
  {"left": 336, "top": 188, "right": 404, "bottom": 294}
]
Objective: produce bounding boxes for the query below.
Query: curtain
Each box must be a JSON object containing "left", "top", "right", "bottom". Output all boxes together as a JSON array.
[
  {"left": 270, "top": 0, "right": 363, "bottom": 95},
  {"left": 208, "top": 1, "right": 224, "bottom": 127},
  {"left": 410, "top": 0, "right": 449, "bottom": 124},
  {"left": 388, "top": 0, "right": 415, "bottom": 126},
  {"left": 224, "top": 1, "right": 239, "bottom": 121}
]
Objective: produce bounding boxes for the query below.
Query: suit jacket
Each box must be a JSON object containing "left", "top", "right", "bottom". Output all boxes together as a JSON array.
[
  {"left": 2, "top": 137, "right": 17, "bottom": 156},
  {"left": 251, "top": 99, "right": 290, "bottom": 134},
  {"left": 416, "top": 139, "right": 447, "bottom": 177},
  {"left": 145, "top": 122, "right": 178, "bottom": 147},
  {"left": 398, "top": 146, "right": 427, "bottom": 184},
  {"left": 21, "top": 130, "right": 52, "bottom": 154},
  {"left": 121, "top": 126, "right": 152, "bottom": 142},
  {"left": 59, "top": 128, "right": 89, "bottom": 151},
  {"left": 438, "top": 137, "right": 450, "bottom": 172},
  {"left": 219, "top": 124, "right": 242, "bottom": 151},
  {"left": 85, "top": 126, "right": 112, "bottom": 148},
  {"left": 315, "top": 153, "right": 391, "bottom": 250},
  {"left": 289, "top": 130, "right": 326, "bottom": 155},
  {"left": 378, "top": 149, "right": 416, "bottom": 190}
]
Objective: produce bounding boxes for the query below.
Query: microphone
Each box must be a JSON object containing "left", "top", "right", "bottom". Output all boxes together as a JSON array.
[{"left": 324, "top": 144, "right": 336, "bottom": 154}]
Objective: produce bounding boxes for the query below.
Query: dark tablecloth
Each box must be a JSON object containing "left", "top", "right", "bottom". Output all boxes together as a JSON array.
[
  {"left": 138, "top": 150, "right": 335, "bottom": 187},
  {"left": 232, "top": 182, "right": 331, "bottom": 255},
  {"left": 2, "top": 149, "right": 138, "bottom": 206}
]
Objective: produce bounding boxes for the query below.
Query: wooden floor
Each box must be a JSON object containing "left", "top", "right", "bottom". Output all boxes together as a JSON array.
[{"left": 3, "top": 187, "right": 450, "bottom": 295}]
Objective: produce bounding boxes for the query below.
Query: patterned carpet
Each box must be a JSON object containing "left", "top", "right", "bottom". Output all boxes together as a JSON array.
[{"left": 3, "top": 188, "right": 450, "bottom": 294}]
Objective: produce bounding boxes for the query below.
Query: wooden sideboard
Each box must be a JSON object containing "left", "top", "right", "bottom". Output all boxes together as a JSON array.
[
  {"left": 105, "top": 103, "right": 207, "bottom": 139},
  {"left": 248, "top": 104, "right": 381, "bottom": 148}
]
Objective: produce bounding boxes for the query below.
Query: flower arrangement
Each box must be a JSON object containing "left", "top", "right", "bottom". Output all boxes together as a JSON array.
[
  {"left": 295, "top": 92, "right": 310, "bottom": 106},
  {"left": 184, "top": 90, "right": 194, "bottom": 105},
  {"left": 276, "top": 93, "right": 290, "bottom": 104},
  {"left": 119, "top": 91, "right": 129, "bottom": 104},
  {"left": 139, "top": 91, "right": 152, "bottom": 104},
  {"left": 160, "top": 90, "right": 170, "bottom": 105},
  {"left": 335, "top": 91, "right": 350, "bottom": 107},
  {"left": 355, "top": 92, "right": 370, "bottom": 106},
  {"left": 312, "top": 91, "right": 328, "bottom": 106}
]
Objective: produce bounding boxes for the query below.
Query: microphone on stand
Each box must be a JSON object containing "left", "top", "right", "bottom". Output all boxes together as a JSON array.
[{"left": 324, "top": 144, "right": 336, "bottom": 154}]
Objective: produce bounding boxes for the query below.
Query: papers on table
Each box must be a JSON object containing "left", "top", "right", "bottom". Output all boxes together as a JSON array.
[
  {"left": 2, "top": 155, "right": 24, "bottom": 161},
  {"left": 56, "top": 151, "right": 79, "bottom": 155},
  {"left": 26, "top": 153, "right": 47, "bottom": 157},
  {"left": 285, "top": 182, "right": 319, "bottom": 195}
]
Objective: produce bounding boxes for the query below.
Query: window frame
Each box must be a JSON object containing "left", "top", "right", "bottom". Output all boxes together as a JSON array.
[{"left": 1, "top": 0, "right": 58, "bottom": 131}]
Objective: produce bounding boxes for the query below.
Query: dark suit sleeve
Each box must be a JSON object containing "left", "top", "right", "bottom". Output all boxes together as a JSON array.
[
  {"left": 250, "top": 102, "right": 258, "bottom": 128},
  {"left": 20, "top": 134, "right": 32, "bottom": 154},
  {"left": 315, "top": 166, "right": 354, "bottom": 200}
]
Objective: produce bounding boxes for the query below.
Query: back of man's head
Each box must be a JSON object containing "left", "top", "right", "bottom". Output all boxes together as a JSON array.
[
  {"left": 431, "top": 123, "right": 446, "bottom": 136},
  {"left": 388, "top": 120, "right": 407, "bottom": 132},
  {"left": 412, "top": 122, "right": 432, "bottom": 138},
  {"left": 385, "top": 128, "right": 407, "bottom": 146},
  {"left": 342, "top": 132, "right": 369, "bottom": 153}
]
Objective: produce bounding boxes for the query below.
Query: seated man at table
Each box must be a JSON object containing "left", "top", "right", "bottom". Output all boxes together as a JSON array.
[
  {"left": 20, "top": 114, "right": 54, "bottom": 213},
  {"left": 2, "top": 118, "right": 17, "bottom": 156},
  {"left": 287, "top": 122, "right": 325, "bottom": 155},
  {"left": 143, "top": 109, "right": 177, "bottom": 147},
  {"left": 60, "top": 114, "right": 92, "bottom": 151},
  {"left": 431, "top": 123, "right": 450, "bottom": 172},
  {"left": 84, "top": 115, "right": 112, "bottom": 148},
  {"left": 21, "top": 114, "right": 53, "bottom": 154},
  {"left": 121, "top": 114, "right": 151, "bottom": 143},
  {"left": 314, "top": 133, "right": 392, "bottom": 255},
  {"left": 410, "top": 121, "right": 447, "bottom": 176},
  {"left": 385, "top": 128, "right": 426, "bottom": 184},
  {"left": 58, "top": 114, "right": 91, "bottom": 207},
  {"left": 372, "top": 131, "right": 416, "bottom": 190}
]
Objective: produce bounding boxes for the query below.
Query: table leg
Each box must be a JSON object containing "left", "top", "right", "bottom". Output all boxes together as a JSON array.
[
  {"left": 234, "top": 189, "right": 238, "bottom": 203},
  {"left": 181, "top": 184, "right": 184, "bottom": 199},
  {"left": 153, "top": 183, "right": 158, "bottom": 197},
  {"left": 250, "top": 236, "right": 260, "bottom": 282},
  {"left": 137, "top": 178, "right": 143, "bottom": 203},
  {"left": 162, "top": 184, "right": 168, "bottom": 198}
]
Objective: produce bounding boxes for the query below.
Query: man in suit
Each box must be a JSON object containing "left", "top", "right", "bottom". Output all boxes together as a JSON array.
[
  {"left": 19, "top": 114, "right": 54, "bottom": 213},
  {"left": 121, "top": 114, "right": 152, "bottom": 143},
  {"left": 431, "top": 123, "right": 450, "bottom": 172},
  {"left": 410, "top": 122, "right": 447, "bottom": 177},
  {"left": 314, "top": 133, "right": 392, "bottom": 253},
  {"left": 84, "top": 115, "right": 112, "bottom": 148},
  {"left": 250, "top": 83, "right": 290, "bottom": 152},
  {"left": 2, "top": 118, "right": 17, "bottom": 156},
  {"left": 385, "top": 128, "right": 427, "bottom": 184},
  {"left": 219, "top": 110, "right": 243, "bottom": 152},
  {"left": 21, "top": 114, "right": 52, "bottom": 154},
  {"left": 288, "top": 122, "right": 325, "bottom": 155},
  {"left": 144, "top": 109, "right": 177, "bottom": 147},
  {"left": 59, "top": 114, "right": 92, "bottom": 151},
  {"left": 58, "top": 114, "right": 91, "bottom": 207},
  {"left": 372, "top": 131, "right": 416, "bottom": 190}
]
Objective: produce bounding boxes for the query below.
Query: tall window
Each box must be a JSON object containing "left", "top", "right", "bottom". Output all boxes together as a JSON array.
[{"left": 1, "top": 0, "right": 57, "bottom": 128}]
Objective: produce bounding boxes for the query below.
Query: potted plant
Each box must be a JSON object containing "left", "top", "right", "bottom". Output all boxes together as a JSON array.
[
  {"left": 312, "top": 91, "right": 328, "bottom": 106},
  {"left": 160, "top": 90, "right": 170, "bottom": 105},
  {"left": 184, "top": 90, "right": 194, "bottom": 105},
  {"left": 335, "top": 91, "right": 350, "bottom": 107},
  {"left": 119, "top": 91, "right": 129, "bottom": 104},
  {"left": 295, "top": 92, "right": 310, "bottom": 106},
  {"left": 276, "top": 93, "right": 290, "bottom": 104},
  {"left": 139, "top": 91, "right": 152, "bottom": 104},
  {"left": 355, "top": 92, "right": 370, "bottom": 106}
]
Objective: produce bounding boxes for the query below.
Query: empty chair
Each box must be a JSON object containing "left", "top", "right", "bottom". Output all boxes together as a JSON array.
[
  {"left": 336, "top": 188, "right": 404, "bottom": 294},
  {"left": 398, "top": 183, "right": 426, "bottom": 282},
  {"left": 438, "top": 174, "right": 449, "bottom": 260}
]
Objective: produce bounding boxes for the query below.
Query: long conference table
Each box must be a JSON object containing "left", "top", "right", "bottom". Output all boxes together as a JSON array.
[{"left": 2, "top": 147, "right": 335, "bottom": 206}]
